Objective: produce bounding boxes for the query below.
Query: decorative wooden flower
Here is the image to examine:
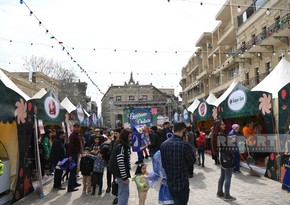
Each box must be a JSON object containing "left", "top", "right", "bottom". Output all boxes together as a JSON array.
[
  {"left": 259, "top": 93, "right": 272, "bottom": 115},
  {"left": 212, "top": 107, "right": 217, "bottom": 120},
  {"left": 14, "top": 98, "right": 27, "bottom": 124}
]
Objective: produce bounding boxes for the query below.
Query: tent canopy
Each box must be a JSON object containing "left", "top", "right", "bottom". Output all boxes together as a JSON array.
[
  {"left": 195, "top": 98, "right": 215, "bottom": 121},
  {"left": 187, "top": 99, "right": 200, "bottom": 113},
  {"left": 0, "top": 69, "right": 30, "bottom": 101},
  {"left": 211, "top": 81, "right": 237, "bottom": 107},
  {"left": 61, "top": 97, "right": 76, "bottom": 113},
  {"left": 252, "top": 57, "right": 290, "bottom": 98},
  {"left": 206, "top": 93, "right": 217, "bottom": 104},
  {"left": 31, "top": 88, "right": 47, "bottom": 99}
]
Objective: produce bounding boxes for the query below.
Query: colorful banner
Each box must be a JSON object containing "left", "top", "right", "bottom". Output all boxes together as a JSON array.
[{"left": 123, "top": 108, "right": 157, "bottom": 128}]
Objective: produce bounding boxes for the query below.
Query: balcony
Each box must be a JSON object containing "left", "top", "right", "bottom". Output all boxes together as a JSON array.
[
  {"left": 235, "top": 13, "right": 290, "bottom": 57},
  {"left": 196, "top": 70, "right": 207, "bottom": 80},
  {"left": 240, "top": 73, "right": 268, "bottom": 89}
]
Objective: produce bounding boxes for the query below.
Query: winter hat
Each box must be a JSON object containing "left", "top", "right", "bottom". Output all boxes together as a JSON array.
[{"left": 232, "top": 124, "right": 240, "bottom": 130}]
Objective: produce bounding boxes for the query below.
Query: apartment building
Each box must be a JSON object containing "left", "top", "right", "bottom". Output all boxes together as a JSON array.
[{"left": 180, "top": 0, "right": 290, "bottom": 107}]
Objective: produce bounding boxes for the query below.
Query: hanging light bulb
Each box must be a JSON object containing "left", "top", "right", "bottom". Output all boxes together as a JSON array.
[
  {"left": 38, "top": 21, "right": 42, "bottom": 26},
  {"left": 266, "top": 8, "right": 270, "bottom": 16},
  {"left": 237, "top": 5, "right": 241, "bottom": 13},
  {"left": 29, "top": 11, "right": 33, "bottom": 16}
]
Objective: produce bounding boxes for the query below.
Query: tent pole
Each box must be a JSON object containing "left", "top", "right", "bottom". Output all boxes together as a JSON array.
[
  {"left": 34, "top": 115, "right": 45, "bottom": 198},
  {"left": 273, "top": 98, "right": 281, "bottom": 181}
]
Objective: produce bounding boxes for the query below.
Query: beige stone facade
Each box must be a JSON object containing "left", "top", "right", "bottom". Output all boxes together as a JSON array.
[
  {"left": 180, "top": 0, "right": 290, "bottom": 107},
  {"left": 101, "top": 73, "right": 179, "bottom": 128}
]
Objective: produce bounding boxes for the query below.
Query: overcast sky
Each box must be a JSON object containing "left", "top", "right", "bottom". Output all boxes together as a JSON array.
[{"left": 0, "top": 0, "right": 224, "bottom": 109}]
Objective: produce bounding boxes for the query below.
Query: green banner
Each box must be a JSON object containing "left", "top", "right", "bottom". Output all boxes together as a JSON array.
[
  {"left": 27, "top": 90, "right": 67, "bottom": 126},
  {"left": 194, "top": 98, "right": 215, "bottom": 121},
  {"left": 279, "top": 82, "right": 290, "bottom": 134}
]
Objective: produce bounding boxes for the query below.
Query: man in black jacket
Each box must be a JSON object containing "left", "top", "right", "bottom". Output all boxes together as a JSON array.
[
  {"left": 50, "top": 130, "right": 66, "bottom": 190},
  {"left": 148, "top": 126, "right": 166, "bottom": 157}
]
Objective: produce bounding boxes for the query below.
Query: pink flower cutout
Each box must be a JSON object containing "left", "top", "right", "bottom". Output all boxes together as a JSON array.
[
  {"left": 151, "top": 108, "right": 158, "bottom": 115},
  {"left": 259, "top": 93, "right": 272, "bottom": 115},
  {"left": 212, "top": 107, "right": 217, "bottom": 120},
  {"left": 14, "top": 98, "right": 27, "bottom": 124}
]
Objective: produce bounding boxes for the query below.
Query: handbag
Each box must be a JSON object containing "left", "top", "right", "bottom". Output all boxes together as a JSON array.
[{"left": 111, "top": 181, "right": 118, "bottom": 196}]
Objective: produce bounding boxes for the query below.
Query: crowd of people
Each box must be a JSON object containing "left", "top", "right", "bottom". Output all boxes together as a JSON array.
[{"left": 37, "top": 118, "right": 290, "bottom": 205}]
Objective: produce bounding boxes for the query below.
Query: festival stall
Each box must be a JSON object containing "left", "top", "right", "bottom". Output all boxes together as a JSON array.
[
  {"left": 278, "top": 83, "right": 290, "bottom": 182},
  {"left": 214, "top": 82, "right": 275, "bottom": 175},
  {"left": 252, "top": 57, "right": 290, "bottom": 181},
  {"left": 194, "top": 97, "right": 216, "bottom": 133},
  {"left": 0, "top": 69, "right": 34, "bottom": 204}
]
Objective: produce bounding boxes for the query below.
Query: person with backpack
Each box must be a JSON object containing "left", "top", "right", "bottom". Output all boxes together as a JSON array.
[
  {"left": 213, "top": 119, "right": 236, "bottom": 202},
  {"left": 195, "top": 130, "right": 206, "bottom": 167}
]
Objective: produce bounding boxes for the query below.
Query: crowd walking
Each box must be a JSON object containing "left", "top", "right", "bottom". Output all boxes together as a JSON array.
[{"left": 19, "top": 120, "right": 290, "bottom": 205}]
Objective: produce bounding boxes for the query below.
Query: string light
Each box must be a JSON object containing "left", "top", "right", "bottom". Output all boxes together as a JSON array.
[
  {"left": 19, "top": 0, "right": 105, "bottom": 95},
  {"left": 237, "top": 5, "right": 241, "bottom": 13},
  {"left": 266, "top": 8, "right": 270, "bottom": 16}
]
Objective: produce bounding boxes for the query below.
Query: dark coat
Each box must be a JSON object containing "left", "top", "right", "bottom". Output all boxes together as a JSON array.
[
  {"left": 50, "top": 136, "right": 66, "bottom": 167},
  {"left": 80, "top": 156, "right": 94, "bottom": 176},
  {"left": 148, "top": 131, "right": 166, "bottom": 157}
]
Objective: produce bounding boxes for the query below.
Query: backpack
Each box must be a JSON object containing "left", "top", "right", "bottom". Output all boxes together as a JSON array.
[
  {"left": 219, "top": 135, "right": 235, "bottom": 169},
  {"left": 196, "top": 132, "right": 206, "bottom": 148}
]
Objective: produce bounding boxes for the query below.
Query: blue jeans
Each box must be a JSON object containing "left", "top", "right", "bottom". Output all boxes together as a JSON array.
[
  {"left": 169, "top": 187, "right": 190, "bottom": 205},
  {"left": 137, "top": 151, "right": 143, "bottom": 162},
  {"left": 68, "top": 154, "right": 78, "bottom": 190},
  {"left": 218, "top": 168, "right": 233, "bottom": 197},
  {"left": 117, "top": 177, "right": 129, "bottom": 205},
  {"left": 198, "top": 149, "right": 205, "bottom": 165},
  {"left": 233, "top": 152, "right": 240, "bottom": 172}
]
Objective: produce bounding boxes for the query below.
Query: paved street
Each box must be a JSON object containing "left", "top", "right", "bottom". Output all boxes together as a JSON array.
[{"left": 14, "top": 154, "right": 290, "bottom": 205}]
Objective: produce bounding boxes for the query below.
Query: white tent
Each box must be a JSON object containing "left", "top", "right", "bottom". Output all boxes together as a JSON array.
[
  {"left": 31, "top": 88, "right": 47, "bottom": 99},
  {"left": 251, "top": 57, "right": 290, "bottom": 98},
  {"left": 187, "top": 99, "right": 200, "bottom": 113},
  {"left": 211, "top": 81, "right": 237, "bottom": 107},
  {"left": 60, "top": 97, "right": 76, "bottom": 113},
  {"left": 206, "top": 93, "right": 217, "bottom": 104},
  {"left": 0, "top": 69, "right": 30, "bottom": 101}
]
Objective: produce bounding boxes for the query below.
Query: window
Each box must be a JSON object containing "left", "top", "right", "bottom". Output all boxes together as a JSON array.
[
  {"left": 255, "top": 0, "right": 267, "bottom": 10},
  {"left": 229, "top": 68, "right": 235, "bottom": 80},
  {"left": 255, "top": 67, "right": 260, "bottom": 84},
  {"left": 245, "top": 72, "right": 249, "bottom": 86},
  {"left": 215, "top": 75, "right": 220, "bottom": 86},
  {"left": 109, "top": 97, "right": 114, "bottom": 101},
  {"left": 116, "top": 96, "right": 121, "bottom": 101},
  {"left": 142, "top": 95, "right": 147, "bottom": 100},
  {"left": 129, "top": 95, "right": 135, "bottom": 101},
  {"left": 266, "top": 62, "right": 271, "bottom": 74}
]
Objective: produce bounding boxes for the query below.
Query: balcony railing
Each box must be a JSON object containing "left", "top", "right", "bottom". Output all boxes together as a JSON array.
[
  {"left": 234, "top": 13, "right": 290, "bottom": 56},
  {"left": 240, "top": 73, "right": 268, "bottom": 89}
]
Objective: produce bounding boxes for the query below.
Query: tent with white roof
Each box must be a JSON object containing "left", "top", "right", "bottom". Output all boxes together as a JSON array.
[{"left": 251, "top": 57, "right": 290, "bottom": 98}]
